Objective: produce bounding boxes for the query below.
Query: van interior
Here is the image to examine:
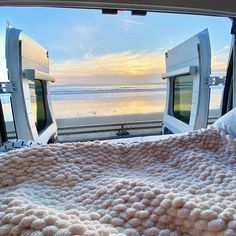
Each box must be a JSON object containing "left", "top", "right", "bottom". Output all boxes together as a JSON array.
[{"left": 0, "top": 1, "right": 236, "bottom": 236}]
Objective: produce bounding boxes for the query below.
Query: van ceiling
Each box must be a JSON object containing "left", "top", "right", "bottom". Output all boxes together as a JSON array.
[{"left": 0, "top": 0, "right": 236, "bottom": 18}]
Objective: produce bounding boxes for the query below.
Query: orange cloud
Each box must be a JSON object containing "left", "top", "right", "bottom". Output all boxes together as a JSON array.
[
  {"left": 211, "top": 45, "right": 230, "bottom": 75},
  {"left": 50, "top": 50, "right": 165, "bottom": 79},
  {"left": 50, "top": 45, "right": 230, "bottom": 84}
]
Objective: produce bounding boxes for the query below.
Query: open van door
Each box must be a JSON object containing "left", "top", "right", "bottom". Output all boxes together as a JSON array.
[
  {"left": 162, "top": 29, "right": 211, "bottom": 134},
  {"left": 5, "top": 24, "right": 57, "bottom": 143}
]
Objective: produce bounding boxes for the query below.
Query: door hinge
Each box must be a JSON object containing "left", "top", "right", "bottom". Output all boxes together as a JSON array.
[
  {"left": 0, "top": 82, "right": 16, "bottom": 93},
  {"left": 208, "top": 76, "right": 226, "bottom": 86}
]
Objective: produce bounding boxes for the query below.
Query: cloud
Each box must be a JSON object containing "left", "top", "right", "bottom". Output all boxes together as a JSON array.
[
  {"left": 50, "top": 50, "right": 165, "bottom": 80},
  {"left": 50, "top": 44, "right": 230, "bottom": 85},
  {"left": 47, "top": 24, "right": 101, "bottom": 58},
  {"left": 50, "top": 44, "right": 70, "bottom": 53},
  {"left": 74, "top": 25, "right": 97, "bottom": 39},
  {"left": 211, "top": 45, "right": 230, "bottom": 75},
  {"left": 120, "top": 18, "right": 148, "bottom": 31},
  {"left": 121, "top": 19, "right": 147, "bottom": 27}
]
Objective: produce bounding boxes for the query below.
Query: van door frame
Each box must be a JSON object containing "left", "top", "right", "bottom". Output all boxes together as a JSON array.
[{"left": 222, "top": 18, "right": 236, "bottom": 115}]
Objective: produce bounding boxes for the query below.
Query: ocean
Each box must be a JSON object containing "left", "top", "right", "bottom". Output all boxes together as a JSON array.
[
  {"left": 1, "top": 83, "right": 223, "bottom": 125},
  {"left": 50, "top": 84, "right": 167, "bottom": 120}
]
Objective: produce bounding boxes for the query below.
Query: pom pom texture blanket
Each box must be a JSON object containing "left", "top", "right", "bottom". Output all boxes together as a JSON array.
[{"left": 0, "top": 128, "right": 236, "bottom": 236}]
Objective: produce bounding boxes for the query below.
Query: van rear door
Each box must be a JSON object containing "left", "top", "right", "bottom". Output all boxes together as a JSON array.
[
  {"left": 162, "top": 29, "right": 211, "bottom": 134},
  {"left": 5, "top": 24, "right": 57, "bottom": 143}
]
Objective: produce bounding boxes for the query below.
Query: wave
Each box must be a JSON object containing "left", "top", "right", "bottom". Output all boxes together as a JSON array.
[
  {"left": 50, "top": 85, "right": 166, "bottom": 96},
  {"left": 49, "top": 85, "right": 167, "bottom": 101}
]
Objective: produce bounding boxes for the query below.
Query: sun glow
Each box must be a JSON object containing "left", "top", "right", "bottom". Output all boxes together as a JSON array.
[{"left": 50, "top": 50, "right": 165, "bottom": 80}]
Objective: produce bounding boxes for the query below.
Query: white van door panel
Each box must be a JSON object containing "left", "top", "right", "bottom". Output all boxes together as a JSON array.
[
  {"left": 162, "top": 29, "right": 211, "bottom": 134},
  {"left": 6, "top": 25, "right": 57, "bottom": 143}
]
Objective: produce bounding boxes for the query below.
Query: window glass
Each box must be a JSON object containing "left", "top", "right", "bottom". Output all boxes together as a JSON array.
[
  {"left": 29, "top": 80, "right": 47, "bottom": 132},
  {"left": 208, "top": 85, "right": 224, "bottom": 124},
  {"left": 173, "top": 75, "right": 193, "bottom": 124}
]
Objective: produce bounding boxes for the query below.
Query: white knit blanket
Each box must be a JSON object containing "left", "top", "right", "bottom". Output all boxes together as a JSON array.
[{"left": 0, "top": 127, "right": 236, "bottom": 236}]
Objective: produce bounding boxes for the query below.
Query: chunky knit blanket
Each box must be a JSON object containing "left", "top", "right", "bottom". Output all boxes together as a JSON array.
[{"left": 0, "top": 127, "right": 236, "bottom": 236}]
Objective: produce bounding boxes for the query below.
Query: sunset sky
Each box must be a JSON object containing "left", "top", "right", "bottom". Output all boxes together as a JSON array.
[{"left": 0, "top": 7, "right": 232, "bottom": 86}]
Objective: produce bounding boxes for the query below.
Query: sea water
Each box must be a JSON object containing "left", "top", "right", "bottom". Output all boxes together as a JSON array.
[
  {"left": 50, "top": 83, "right": 166, "bottom": 120},
  {"left": 1, "top": 83, "right": 223, "bottom": 125}
]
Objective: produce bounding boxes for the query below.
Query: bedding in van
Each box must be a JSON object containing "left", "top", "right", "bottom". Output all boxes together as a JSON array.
[
  {"left": 0, "top": 127, "right": 236, "bottom": 236},
  {"left": 213, "top": 107, "right": 236, "bottom": 138}
]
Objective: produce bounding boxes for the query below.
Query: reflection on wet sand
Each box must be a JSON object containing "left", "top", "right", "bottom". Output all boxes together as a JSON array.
[{"left": 51, "top": 93, "right": 166, "bottom": 121}]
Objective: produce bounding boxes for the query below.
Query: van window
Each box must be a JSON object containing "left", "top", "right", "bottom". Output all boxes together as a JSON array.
[
  {"left": 29, "top": 80, "right": 47, "bottom": 132},
  {"left": 173, "top": 75, "right": 193, "bottom": 124},
  {"left": 208, "top": 85, "right": 224, "bottom": 124}
]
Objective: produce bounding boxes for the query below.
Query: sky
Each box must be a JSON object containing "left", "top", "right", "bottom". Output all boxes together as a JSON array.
[{"left": 0, "top": 7, "right": 232, "bottom": 86}]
